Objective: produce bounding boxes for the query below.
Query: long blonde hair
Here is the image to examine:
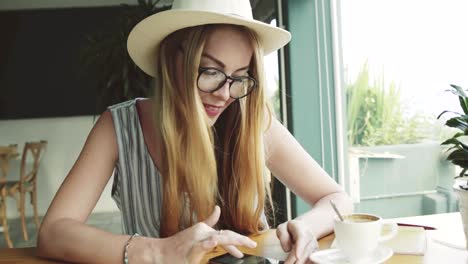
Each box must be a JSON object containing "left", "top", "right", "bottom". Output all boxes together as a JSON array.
[{"left": 153, "top": 25, "right": 272, "bottom": 237}]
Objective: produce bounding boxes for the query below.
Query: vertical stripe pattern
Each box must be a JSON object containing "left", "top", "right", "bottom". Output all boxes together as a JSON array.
[{"left": 109, "top": 98, "right": 163, "bottom": 237}]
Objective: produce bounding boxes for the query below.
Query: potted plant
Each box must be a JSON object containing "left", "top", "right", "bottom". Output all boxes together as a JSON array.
[
  {"left": 438, "top": 84, "right": 468, "bottom": 249},
  {"left": 80, "top": 0, "right": 170, "bottom": 112}
]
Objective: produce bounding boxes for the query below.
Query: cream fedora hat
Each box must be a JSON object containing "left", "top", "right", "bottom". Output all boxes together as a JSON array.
[{"left": 127, "top": 0, "right": 291, "bottom": 77}]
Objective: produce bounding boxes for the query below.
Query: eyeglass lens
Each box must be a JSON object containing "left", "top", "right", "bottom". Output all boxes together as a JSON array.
[{"left": 197, "top": 68, "right": 256, "bottom": 99}]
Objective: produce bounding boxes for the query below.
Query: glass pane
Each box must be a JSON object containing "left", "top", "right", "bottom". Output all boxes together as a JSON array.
[
  {"left": 341, "top": 0, "right": 468, "bottom": 218},
  {"left": 265, "top": 19, "right": 282, "bottom": 119}
]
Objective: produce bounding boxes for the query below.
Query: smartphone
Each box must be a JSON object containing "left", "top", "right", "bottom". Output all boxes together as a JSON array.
[{"left": 209, "top": 253, "right": 284, "bottom": 264}]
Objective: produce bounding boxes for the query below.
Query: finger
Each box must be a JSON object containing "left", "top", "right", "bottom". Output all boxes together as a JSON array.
[
  {"left": 202, "top": 205, "right": 221, "bottom": 227},
  {"left": 286, "top": 220, "right": 300, "bottom": 239},
  {"left": 294, "top": 244, "right": 307, "bottom": 264},
  {"left": 284, "top": 252, "right": 297, "bottom": 264},
  {"left": 200, "top": 239, "right": 218, "bottom": 250},
  {"left": 222, "top": 245, "right": 244, "bottom": 258},
  {"left": 276, "top": 225, "right": 292, "bottom": 252},
  {"left": 293, "top": 236, "right": 307, "bottom": 260},
  {"left": 213, "top": 230, "right": 257, "bottom": 248},
  {"left": 200, "top": 233, "right": 245, "bottom": 259},
  {"left": 297, "top": 239, "right": 319, "bottom": 263}
]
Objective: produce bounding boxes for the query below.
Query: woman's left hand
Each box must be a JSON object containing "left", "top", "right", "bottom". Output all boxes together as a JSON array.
[{"left": 276, "top": 219, "right": 319, "bottom": 264}]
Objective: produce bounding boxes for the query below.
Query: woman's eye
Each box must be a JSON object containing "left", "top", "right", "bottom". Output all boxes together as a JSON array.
[
  {"left": 233, "top": 78, "right": 244, "bottom": 84},
  {"left": 205, "top": 70, "right": 218, "bottom": 75},
  {"left": 233, "top": 71, "right": 249, "bottom": 78}
]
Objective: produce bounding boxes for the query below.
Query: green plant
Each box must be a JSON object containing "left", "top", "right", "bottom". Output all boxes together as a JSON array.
[
  {"left": 438, "top": 84, "right": 468, "bottom": 189},
  {"left": 80, "top": 0, "right": 170, "bottom": 112},
  {"left": 346, "top": 63, "right": 429, "bottom": 146}
]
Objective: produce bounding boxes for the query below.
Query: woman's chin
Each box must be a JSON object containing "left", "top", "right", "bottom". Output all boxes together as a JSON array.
[{"left": 206, "top": 115, "right": 219, "bottom": 127}]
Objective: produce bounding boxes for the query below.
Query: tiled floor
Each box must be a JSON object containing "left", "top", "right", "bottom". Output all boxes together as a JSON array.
[{"left": 0, "top": 212, "right": 122, "bottom": 248}]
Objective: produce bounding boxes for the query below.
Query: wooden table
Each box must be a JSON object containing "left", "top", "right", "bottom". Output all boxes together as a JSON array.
[{"left": 0, "top": 213, "right": 467, "bottom": 263}]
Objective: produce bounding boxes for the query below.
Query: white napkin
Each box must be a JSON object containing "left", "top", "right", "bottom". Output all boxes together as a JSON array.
[
  {"left": 381, "top": 226, "right": 427, "bottom": 255},
  {"left": 430, "top": 229, "right": 466, "bottom": 250}
]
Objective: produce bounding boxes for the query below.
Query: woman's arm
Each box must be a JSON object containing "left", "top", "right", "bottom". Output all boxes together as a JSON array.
[
  {"left": 37, "top": 111, "right": 133, "bottom": 263},
  {"left": 37, "top": 111, "right": 257, "bottom": 263},
  {"left": 265, "top": 118, "right": 353, "bottom": 263},
  {"left": 265, "top": 118, "right": 353, "bottom": 226}
]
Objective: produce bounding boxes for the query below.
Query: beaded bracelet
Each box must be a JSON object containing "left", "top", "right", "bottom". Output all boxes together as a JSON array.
[{"left": 123, "top": 233, "right": 140, "bottom": 264}]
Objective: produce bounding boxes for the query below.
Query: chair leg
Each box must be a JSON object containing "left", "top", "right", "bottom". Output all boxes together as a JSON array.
[
  {"left": 1, "top": 193, "right": 13, "bottom": 248},
  {"left": 31, "top": 190, "right": 40, "bottom": 230},
  {"left": 14, "top": 195, "right": 20, "bottom": 212},
  {"left": 20, "top": 192, "right": 28, "bottom": 241}
]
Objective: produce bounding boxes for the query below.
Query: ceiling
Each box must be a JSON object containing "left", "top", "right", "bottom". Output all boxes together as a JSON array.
[{"left": 0, "top": 0, "right": 276, "bottom": 21}]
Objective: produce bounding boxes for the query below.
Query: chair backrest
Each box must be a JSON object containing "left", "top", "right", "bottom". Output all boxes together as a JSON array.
[
  {"left": 0, "top": 144, "right": 19, "bottom": 183},
  {"left": 0, "top": 144, "right": 18, "bottom": 156},
  {"left": 19, "top": 140, "right": 47, "bottom": 186}
]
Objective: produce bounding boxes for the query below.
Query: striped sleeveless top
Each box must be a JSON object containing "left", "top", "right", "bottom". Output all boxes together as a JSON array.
[{"left": 109, "top": 98, "right": 268, "bottom": 237}]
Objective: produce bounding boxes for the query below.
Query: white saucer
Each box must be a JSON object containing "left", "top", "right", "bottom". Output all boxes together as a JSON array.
[{"left": 309, "top": 245, "right": 393, "bottom": 264}]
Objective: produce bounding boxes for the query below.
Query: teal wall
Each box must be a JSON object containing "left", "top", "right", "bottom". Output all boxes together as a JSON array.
[
  {"left": 354, "top": 143, "right": 456, "bottom": 218},
  {"left": 357, "top": 144, "right": 443, "bottom": 197},
  {"left": 355, "top": 197, "right": 425, "bottom": 219},
  {"left": 285, "top": 0, "right": 340, "bottom": 217}
]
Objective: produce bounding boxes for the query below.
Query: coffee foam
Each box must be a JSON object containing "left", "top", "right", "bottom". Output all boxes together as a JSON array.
[{"left": 343, "top": 214, "right": 379, "bottom": 222}]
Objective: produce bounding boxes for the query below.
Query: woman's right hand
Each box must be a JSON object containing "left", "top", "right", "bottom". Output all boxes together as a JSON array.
[{"left": 127, "top": 206, "right": 257, "bottom": 263}]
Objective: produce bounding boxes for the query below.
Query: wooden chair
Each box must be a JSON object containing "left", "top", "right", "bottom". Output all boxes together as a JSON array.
[
  {"left": 1, "top": 140, "right": 47, "bottom": 243},
  {"left": 0, "top": 144, "right": 19, "bottom": 248}
]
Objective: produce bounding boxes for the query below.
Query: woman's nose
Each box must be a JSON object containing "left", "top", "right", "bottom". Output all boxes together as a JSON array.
[{"left": 212, "top": 80, "right": 231, "bottom": 100}]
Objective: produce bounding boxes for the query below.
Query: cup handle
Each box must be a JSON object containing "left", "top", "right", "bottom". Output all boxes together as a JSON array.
[{"left": 379, "top": 222, "right": 398, "bottom": 242}]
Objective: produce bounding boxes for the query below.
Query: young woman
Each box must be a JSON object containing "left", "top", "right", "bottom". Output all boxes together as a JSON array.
[{"left": 37, "top": 1, "right": 353, "bottom": 263}]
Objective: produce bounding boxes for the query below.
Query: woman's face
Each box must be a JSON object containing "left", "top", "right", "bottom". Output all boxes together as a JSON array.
[{"left": 197, "top": 26, "right": 254, "bottom": 126}]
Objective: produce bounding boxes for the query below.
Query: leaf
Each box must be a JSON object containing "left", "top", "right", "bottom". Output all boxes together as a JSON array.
[
  {"left": 447, "top": 148, "right": 468, "bottom": 162},
  {"left": 450, "top": 84, "right": 467, "bottom": 97},
  {"left": 458, "top": 168, "right": 468, "bottom": 178},
  {"left": 79, "top": 0, "right": 156, "bottom": 109},
  {"left": 441, "top": 138, "right": 468, "bottom": 149},
  {"left": 447, "top": 150, "right": 468, "bottom": 169},
  {"left": 437, "top": 110, "right": 462, "bottom": 119},
  {"left": 451, "top": 159, "right": 468, "bottom": 169},
  {"left": 445, "top": 116, "right": 468, "bottom": 131},
  {"left": 448, "top": 84, "right": 468, "bottom": 114},
  {"left": 106, "top": 74, "right": 119, "bottom": 90},
  {"left": 151, "top": 0, "right": 161, "bottom": 9},
  {"left": 460, "top": 97, "right": 468, "bottom": 115},
  {"left": 453, "top": 132, "right": 466, "bottom": 138}
]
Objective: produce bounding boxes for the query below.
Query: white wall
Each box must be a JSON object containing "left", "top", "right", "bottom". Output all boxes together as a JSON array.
[{"left": 0, "top": 116, "right": 118, "bottom": 218}]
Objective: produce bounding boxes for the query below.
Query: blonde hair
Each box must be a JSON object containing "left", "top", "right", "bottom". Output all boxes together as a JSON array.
[{"left": 153, "top": 25, "right": 272, "bottom": 237}]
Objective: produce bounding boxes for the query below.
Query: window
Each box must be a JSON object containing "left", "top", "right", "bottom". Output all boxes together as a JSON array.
[
  {"left": 340, "top": 0, "right": 468, "bottom": 217},
  {"left": 265, "top": 19, "right": 282, "bottom": 118}
]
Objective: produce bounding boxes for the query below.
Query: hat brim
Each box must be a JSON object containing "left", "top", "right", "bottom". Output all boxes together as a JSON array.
[{"left": 127, "top": 9, "right": 291, "bottom": 77}]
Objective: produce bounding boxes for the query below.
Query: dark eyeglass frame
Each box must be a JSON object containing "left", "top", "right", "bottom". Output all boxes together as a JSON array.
[{"left": 197, "top": 67, "right": 257, "bottom": 99}]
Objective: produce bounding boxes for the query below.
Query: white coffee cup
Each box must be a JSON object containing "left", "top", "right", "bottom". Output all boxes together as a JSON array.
[{"left": 334, "top": 213, "right": 397, "bottom": 263}]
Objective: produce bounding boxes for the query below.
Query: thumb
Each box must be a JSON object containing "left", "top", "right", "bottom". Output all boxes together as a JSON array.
[{"left": 202, "top": 205, "right": 221, "bottom": 227}]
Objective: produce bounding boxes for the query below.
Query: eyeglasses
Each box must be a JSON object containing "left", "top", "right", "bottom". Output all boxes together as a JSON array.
[{"left": 197, "top": 67, "right": 257, "bottom": 99}]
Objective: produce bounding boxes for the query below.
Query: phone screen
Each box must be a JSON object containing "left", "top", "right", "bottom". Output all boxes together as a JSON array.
[{"left": 209, "top": 253, "right": 284, "bottom": 264}]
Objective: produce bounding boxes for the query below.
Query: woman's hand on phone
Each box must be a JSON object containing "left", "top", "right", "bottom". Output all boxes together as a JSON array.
[
  {"left": 276, "top": 219, "right": 319, "bottom": 264},
  {"left": 127, "top": 206, "right": 257, "bottom": 264}
]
